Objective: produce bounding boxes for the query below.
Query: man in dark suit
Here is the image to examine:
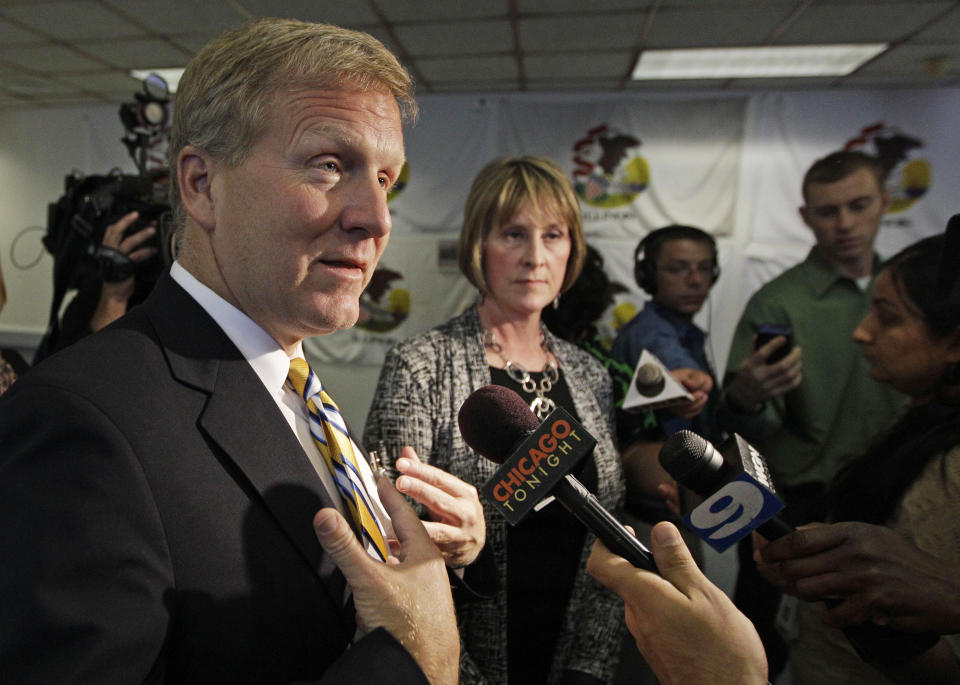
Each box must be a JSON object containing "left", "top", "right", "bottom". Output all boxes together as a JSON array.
[{"left": 0, "top": 18, "right": 478, "bottom": 684}]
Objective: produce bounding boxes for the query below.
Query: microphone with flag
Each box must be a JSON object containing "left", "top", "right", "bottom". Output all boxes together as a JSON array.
[{"left": 621, "top": 350, "right": 693, "bottom": 412}]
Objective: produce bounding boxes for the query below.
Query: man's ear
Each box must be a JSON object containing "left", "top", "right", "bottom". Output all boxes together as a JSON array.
[
  {"left": 798, "top": 205, "right": 813, "bottom": 230},
  {"left": 944, "top": 326, "right": 960, "bottom": 366},
  {"left": 178, "top": 145, "right": 216, "bottom": 232},
  {"left": 878, "top": 185, "right": 892, "bottom": 215}
]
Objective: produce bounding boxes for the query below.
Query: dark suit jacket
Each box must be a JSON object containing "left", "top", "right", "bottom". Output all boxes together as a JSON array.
[{"left": 0, "top": 273, "right": 428, "bottom": 684}]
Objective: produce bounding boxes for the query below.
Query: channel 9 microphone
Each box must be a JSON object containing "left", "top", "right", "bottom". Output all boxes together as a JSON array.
[
  {"left": 658, "top": 429, "right": 792, "bottom": 551},
  {"left": 659, "top": 429, "right": 939, "bottom": 666},
  {"left": 458, "top": 385, "right": 657, "bottom": 573}
]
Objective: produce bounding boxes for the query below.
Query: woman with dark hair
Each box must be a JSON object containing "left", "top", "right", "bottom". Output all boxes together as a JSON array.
[
  {"left": 364, "top": 157, "right": 625, "bottom": 685},
  {"left": 758, "top": 228, "right": 960, "bottom": 684}
]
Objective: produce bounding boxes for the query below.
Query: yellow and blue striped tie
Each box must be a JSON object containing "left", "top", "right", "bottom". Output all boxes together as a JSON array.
[{"left": 287, "top": 358, "right": 388, "bottom": 562}]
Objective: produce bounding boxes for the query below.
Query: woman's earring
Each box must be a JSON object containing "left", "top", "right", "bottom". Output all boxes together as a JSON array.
[{"left": 552, "top": 295, "right": 560, "bottom": 310}]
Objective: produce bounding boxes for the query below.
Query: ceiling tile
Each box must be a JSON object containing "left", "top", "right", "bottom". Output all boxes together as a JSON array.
[
  {"left": 429, "top": 79, "right": 516, "bottom": 93},
  {"left": 0, "top": 44, "right": 104, "bottom": 72},
  {"left": 853, "top": 43, "right": 960, "bottom": 82},
  {"left": 519, "top": 14, "right": 646, "bottom": 52},
  {"left": 54, "top": 70, "right": 145, "bottom": 95},
  {"left": 655, "top": 0, "right": 798, "bottom": 6},
  {"left": 777, "top": 2, "right": 954, "bottom": 44},
  {"left": 239, "top": 0, "right": 379, "bottom": 26},
  {"left": 868, "top": 42, "right": 959, "bottom": 69},
  {"left": 526, "top": 78, "right": 623, "bottom": 90},
  {"left": 381, "top": 0, "right": 506, "bottom": 22},
  {"left": 517, "top": 0, "right": 651, "bottom": 13},
  {"left": 75, "top": 38, "right": 191, "bottom": 69},
  {"left": 625, "top": 77, "right": 730, "bottom": 90},
  {"left": 417, "top": 55, "right": 517, "bottom": 82},
  {"left": 0, "top": 92, "right": 32, "bottom": 107},
  {"left": 2, "top": 0, "right": 142, "bottom": 40},
  {"left": 0, "top": 70, "right": 77, "bottom": 95},
  {"left": 0, "top": 16, "right": 42, "bottom": 45},
  {"left": 165, "top": 33, "right": 221, "bottom": 55},
  {"left": 843, "top": 72, "right": 960, "bottom": 88},
  {"left": 102, "top": 0, "right": 248, "bottom": 35},
  {"left": 395, "top": 19, "right": 513, "bottom": 56},
  {"left": 356, "top": 25, "right": 402, "bottom": 57},
  {"left": 25, "top": 92, "right": 109, "bottom": 105},
  {"left": 645, "top": 5, "right": 797, "bottom": 48},
  {"left": 525, "top": 52, "right": 632, "bottom": 79},
  {"left": 726, "top": 76, "right": 843, "bottom": 89},
  {"left": 902, "top": 4, "right": 960, "bottom": 43}
]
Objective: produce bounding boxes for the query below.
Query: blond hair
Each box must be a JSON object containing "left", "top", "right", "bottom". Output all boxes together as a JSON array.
[
  {"left": 168, "top": 18, "right": 416, "bottom": 226},
  {"left": 459, "top": 156, "right": 585, "bottom": 295}
]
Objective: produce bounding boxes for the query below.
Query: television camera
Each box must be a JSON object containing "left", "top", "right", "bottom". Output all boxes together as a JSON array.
[{"left": 35, "top": 74, "right": 175, "bottom": 361}]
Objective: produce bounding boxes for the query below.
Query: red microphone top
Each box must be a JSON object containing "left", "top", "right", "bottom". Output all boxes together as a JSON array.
[{"left": 457, "top": 385, "right": 539, "bottom": 465}]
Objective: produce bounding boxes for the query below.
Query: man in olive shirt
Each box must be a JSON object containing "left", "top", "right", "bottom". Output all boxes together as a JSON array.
[
  {"left": 720, "top": 150, "right": 905, "bottom": 676},
  {"left": 722, "top": 150, "right": 904, "bottom": 510}
]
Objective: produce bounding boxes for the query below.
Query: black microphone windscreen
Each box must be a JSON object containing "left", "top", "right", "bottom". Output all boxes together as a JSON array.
[
  {"left": 635, "top": 362, "right": 665, "bottom": 396},
  {"left": 659, "top": 429, "right": 718, "bottom": 482},
  {"left": 457, "top": 385, "right": 539, "bottom": 464}
]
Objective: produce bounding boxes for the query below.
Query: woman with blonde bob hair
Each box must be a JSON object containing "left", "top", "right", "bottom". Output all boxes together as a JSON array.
[
  {"left": 365, "top": 156, "right": 626, "bottom": 684},
  {"left": 459, "top": 156, "right": 587, "bottom": 297}
]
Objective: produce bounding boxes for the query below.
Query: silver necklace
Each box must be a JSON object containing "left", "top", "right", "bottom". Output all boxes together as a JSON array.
[{"left": 483, "top": 327, "right": 560, "bottom": 419}]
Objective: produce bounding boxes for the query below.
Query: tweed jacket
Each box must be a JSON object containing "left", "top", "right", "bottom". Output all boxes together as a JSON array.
[{"left": 363, "top": 304, "right": 626, "bottom": 685}]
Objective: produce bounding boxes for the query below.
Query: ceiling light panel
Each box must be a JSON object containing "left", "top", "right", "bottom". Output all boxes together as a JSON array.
[{"left": 632, "top": 44, "right": 887, "bottom": 79}]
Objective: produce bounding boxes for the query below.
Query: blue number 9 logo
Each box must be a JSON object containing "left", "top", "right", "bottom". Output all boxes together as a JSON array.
[
  {"left": 682, "top": 473, "right": 784, "bottom": 551},
  {"left": 688, "top": 480, "right": 765, "bottom": 539}
]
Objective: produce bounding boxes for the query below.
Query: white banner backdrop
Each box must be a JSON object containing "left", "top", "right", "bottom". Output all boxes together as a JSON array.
[
  {"left": 498, "top": 96, "right": 747, "bottom": 239},
  {"left": 387, "top": 96, "right": 500, "bottom": 234}
]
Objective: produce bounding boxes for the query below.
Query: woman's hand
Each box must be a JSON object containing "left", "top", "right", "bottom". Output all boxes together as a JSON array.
[{"left": 394, "top": 446, "right": 486, "bottom": 568}]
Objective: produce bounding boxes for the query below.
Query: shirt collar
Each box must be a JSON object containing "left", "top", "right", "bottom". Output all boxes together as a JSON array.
[
  {"left": 650, "top": 301, "right": 705, "bottom": 345},
  {"left": 804, "top": 246, "right": 881, "bottom": 298},
  {"left": 170, "top": 261, "right": 302, "bottom": 396}
]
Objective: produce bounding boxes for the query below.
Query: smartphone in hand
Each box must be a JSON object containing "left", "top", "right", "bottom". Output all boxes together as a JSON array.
[{"left": 755, "top": 325, "right": 792, "bottom": 364}]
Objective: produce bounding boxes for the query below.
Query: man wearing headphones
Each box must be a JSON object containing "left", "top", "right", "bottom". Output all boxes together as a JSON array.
[{"left": 612, "top": 225, "right": 721, "bottom": 441}]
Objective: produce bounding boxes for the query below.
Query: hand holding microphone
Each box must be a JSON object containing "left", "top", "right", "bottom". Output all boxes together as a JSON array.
[
  {"left": 588, "top": 521, "right": 768, "bottom": 685},
  {"left": 667, "top": 368, "right": 713, "bottom": 419},
  {"left": 658, "top": 430, "right": 940, "bottom": 666},
  {"left": 458, "top": 385, "right": 657, "bottom": 572}
]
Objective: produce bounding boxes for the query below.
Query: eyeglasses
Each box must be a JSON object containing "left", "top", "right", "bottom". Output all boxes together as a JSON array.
[{"left": 659, "top": 263, "right": 715, "bottom": 279}]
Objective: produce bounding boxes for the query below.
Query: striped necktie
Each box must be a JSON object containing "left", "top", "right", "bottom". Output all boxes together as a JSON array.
[{"left": 287, "top": 358, "right": 388, "bottom": 562}]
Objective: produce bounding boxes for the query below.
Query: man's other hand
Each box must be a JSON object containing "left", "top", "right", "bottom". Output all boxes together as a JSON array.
[{"left": 313, "top": 476, "right": 459, "bottom": 685}]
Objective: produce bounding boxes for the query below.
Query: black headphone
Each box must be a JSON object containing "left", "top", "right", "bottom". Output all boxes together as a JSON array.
[{"left": 634, "top": 225, "right": 720, "bottom": 295}]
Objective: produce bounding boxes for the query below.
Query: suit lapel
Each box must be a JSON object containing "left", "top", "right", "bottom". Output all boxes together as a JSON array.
[{"left": 143, "top": 274, "right": 349, "bottom": 613}]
